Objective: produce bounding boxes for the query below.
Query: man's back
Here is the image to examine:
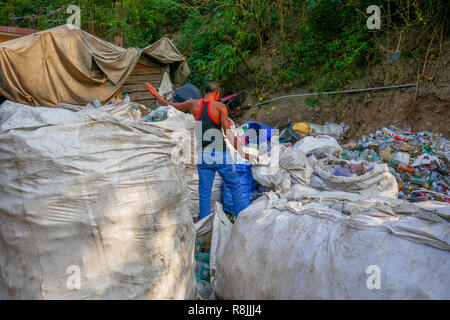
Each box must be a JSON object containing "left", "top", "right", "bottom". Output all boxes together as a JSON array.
[{"left": 190, "top": 99, "right": 225, "bottom": 126}]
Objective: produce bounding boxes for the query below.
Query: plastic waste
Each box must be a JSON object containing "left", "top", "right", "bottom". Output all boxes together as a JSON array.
[
  {"left": 195, "top": 255, "right": 211, "bottom": 281},
  {"left": 389, "top": 50, "right": 401, "bottom": 64},
  {"left": 332, "top": 166, "right": 352, "bottom": 177},
  {"left": 93, "top": 99, "right": 102, "bottom": 108},
  {"left": 197, "top": 276, "right": 213, "bottom": 299},
  {"left": 342, "top": 126, "right": 449, "bottom": 202}
]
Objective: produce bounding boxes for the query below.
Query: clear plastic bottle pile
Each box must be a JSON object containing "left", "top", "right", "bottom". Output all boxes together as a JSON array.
[
  {"left": 341, "top": 125, "right": 449, "bottom": 202},
  {"left": 194, "top": 241, "right": 213, "bottom": 299}
]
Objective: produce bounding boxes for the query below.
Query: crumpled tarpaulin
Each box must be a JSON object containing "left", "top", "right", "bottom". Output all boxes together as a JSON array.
[{"left": 0, "top": 25, "right": 189, "bottom": 107}]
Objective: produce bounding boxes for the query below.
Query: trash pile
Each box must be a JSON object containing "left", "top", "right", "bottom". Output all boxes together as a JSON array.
[
  {"left": 279, "top": 121, "right": 349, "bottom": 143},
  {"left": 240, "top": 126, "right": 398, "bottom": 199},
  {"left": 204, "top": 120, "right": 449, "bottom": 299},
  {"left": 340, "top": 126, "right": 449, "bottom": 203},
  {"left": 235, "top": 120, "right": 448, "bottom": 203}
]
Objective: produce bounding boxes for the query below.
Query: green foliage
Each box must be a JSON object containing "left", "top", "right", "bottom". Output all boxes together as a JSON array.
[
  {"left": 0, "top": 0, "right": 445, "bottom": 96},
  {"left": 0, "top": 0, "right": 185, "bottom": 48},
  {"left": 305, "top": 97, "right": 321, "bottom": 108},
  {"left": 176, "top": 2, "right": 257, "bottom": 89},
  {"left": 176, "top": 0, "right": 385, "bottom": 93},
  {"left": 119, "top": 0, "right": 186, "bottom": 48},
  {"left": 273, "top": 0, "right": 382, "bottom": 92}
]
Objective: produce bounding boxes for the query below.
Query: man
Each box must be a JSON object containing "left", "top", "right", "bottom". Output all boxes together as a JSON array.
[{"left": 145, "top": 81, "right": 253, "bottom": 219}]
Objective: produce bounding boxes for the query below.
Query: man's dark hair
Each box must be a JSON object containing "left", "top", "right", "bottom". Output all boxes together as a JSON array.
[{"left": 204, "top": 80, "right": 221, "bottom": 94}]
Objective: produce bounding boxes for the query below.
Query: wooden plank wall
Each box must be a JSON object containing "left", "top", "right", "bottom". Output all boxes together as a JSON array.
[{"left": 121, "top": 59, "right": 165, "bottom": 108}]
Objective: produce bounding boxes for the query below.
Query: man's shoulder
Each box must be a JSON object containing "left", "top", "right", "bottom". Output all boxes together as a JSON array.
[
  {"left": 211, "top": 100, "right": 226, "bottom": 110},
  {"left": 185, "top": 99, "right": 200, "bottom": 108}
]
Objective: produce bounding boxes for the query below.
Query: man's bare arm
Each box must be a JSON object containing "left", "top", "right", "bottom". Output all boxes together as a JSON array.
[
  {"left": 219, "top": 104, "right": 238, "bottom": 149},
  {"left": 219, "top": 104, "right": 256, "bottom": 162},
  {"left": 145, "top": 83, "right": 192, "bottom": 112}
]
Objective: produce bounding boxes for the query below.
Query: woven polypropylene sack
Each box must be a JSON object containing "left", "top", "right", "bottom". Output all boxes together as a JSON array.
[
  {"left": 0, "top": 101, "right": 196, "bottom": 299},
  {"left": 215, "top": 188, "right": 450, "bottom": 299}
]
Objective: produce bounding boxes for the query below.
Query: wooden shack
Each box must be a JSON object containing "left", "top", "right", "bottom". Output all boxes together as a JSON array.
[{"left": 121, "top": 55, "right": 166, "bottom": 108}]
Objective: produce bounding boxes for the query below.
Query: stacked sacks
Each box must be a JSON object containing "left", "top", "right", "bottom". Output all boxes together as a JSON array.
[
  {"left": 252, "top": 135, "right": 398, "bottom": 198},
  {"left": 342, "top": 126, "right": 449, "bottom": 202},
  {"left": 0, "top": 101, "right": 196, "bottom": 299},
  {"left": 310, "top": 156, "right": 398, "bottom": 198},
  {"left": 251, "top": 144, "right": 313, "bottom": 192},
  {"left": 211, "top": 131, "right": 448, "bottom": 300}
]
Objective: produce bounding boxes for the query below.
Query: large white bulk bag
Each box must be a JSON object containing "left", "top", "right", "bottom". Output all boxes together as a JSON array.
[
  {"left": 215, "top": 185, "right": 450, "bottom": 299},
  {"left": 310, "top": 156, "right": 398, "bottom": 198},
  {"left": 252, "top": 145, "right": 312, "bottom": 192},
  {"left": 0, "top": 101, "right": 196, "bottom": 299},
  {"left": 294, "top": 135, "right": 342, "bottom": 156}
]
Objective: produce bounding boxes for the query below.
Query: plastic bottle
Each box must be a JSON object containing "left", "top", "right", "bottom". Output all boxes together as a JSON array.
[
  {"left": 195, "top": 241, "right": 204, "bottom": 254},
  {"left": 123, "top": 93, "right": 130, "bottom": 103},
  {"left": 200, "top": 262, "right": 210, "bottom": 280},
  {"left": 196, "top": 252, "right": 210, "bottom": 264},
  {"left": 412, "top": 177, "right": 423, "bottom": 186},
  {"left": 196, "top": 276, "right": 213, "bottom": 299},
  {"left": 381, "top": 127, "right": 391, "bottom": 136},
  {"left": 389, "top": 50, "right": 401, "bottom": 64},
  {"left": 194, "top": 254, "right": 210, "bottom": 281},
  {"left": 93, "top": 99, "right": 102, "bottom": 108}
]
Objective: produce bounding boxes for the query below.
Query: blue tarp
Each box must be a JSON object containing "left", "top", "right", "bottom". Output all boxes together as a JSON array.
[
  {"left": 173, "top": 83, "right": 202, "bottom": 103},
  {"left": 243, "top": 121, "right": 275, "bottom": 145},
  {"left": 222, "top": 163, "right": 257, "bottom": 216}
]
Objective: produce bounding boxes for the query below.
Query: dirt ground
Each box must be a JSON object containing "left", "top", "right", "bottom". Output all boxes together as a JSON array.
[
  {"left": 236, "top": 39, "right": 450, "bottom": 141},
  {"left": 238, "top": 85, "right": 449, "bottom": 141}
]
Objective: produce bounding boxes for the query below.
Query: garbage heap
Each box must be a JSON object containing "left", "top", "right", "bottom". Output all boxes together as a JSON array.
[
  {"left": 249, "top": 121, "right": 448, "bottom": 203},
  {"left": 341, "top": 126, "right": 449, "bottom": 203},
  {"left": 203, "top": 122, "right": 449, "bottom": 300},
  {"left": 251, "top": 134, "right": 399, "bottom": 199}
]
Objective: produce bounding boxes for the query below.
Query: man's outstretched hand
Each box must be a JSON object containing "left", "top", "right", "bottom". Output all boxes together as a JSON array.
[
  {"left": 244, "top": 152, "right": 259, "bottom": 165},
  {"left": 145, "top": 83, "right": 159, "bottom": 97}
]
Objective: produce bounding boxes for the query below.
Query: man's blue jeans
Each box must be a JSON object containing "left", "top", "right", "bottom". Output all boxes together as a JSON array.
[{"left": 197, "top": 150, "right": 245, "bottom": 219}]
